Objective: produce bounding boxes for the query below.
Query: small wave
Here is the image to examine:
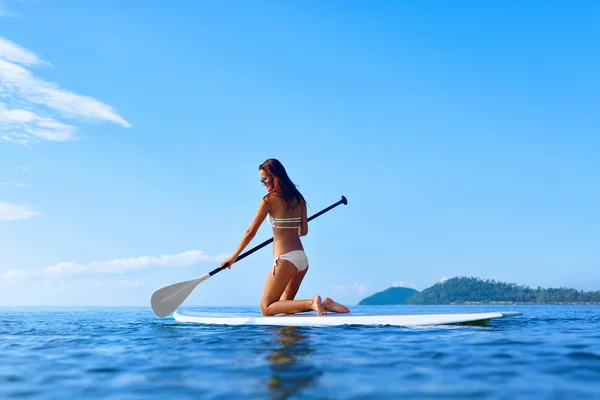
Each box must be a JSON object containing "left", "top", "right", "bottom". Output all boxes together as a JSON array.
[
  {"left": 491, "top": 352, "right": 514, "bottom": 359},
  {"left": 476, "top": 338, "right": 536, "bottom": 346},
  {"left": 86, "top": 367, "right": 122, "bottom": 374},
  {"left": 0, "top": 375, "right": 23, "bottom": 383},
  {"left": 568, "top": 351, "right": 600, "bottom": 361}
]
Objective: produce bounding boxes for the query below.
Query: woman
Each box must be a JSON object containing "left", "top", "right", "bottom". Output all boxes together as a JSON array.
[{"left": 220, "top": 158, "right": 349, "bottom": 316}]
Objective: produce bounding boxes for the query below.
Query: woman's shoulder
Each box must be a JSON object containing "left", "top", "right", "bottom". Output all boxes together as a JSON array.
[
  {"left": 263, "top": 191, "right": 305, "bottom": 209},
  {"left": 262, "top": 191, "right": 279, "bottom": 203}
]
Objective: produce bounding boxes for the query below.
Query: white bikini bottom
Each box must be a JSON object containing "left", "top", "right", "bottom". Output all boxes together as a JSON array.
[{"left": 272, "top": 250, "right": 308, "bottom": 275}]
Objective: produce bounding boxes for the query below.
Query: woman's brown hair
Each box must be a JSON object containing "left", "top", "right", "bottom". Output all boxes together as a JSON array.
[{"left": 259, "top": 158, "right": 306, "bottom": 210}]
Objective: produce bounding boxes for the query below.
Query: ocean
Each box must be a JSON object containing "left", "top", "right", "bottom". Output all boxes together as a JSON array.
[{"left": 1, "top": 305, "right": 599, "bottom": 399}]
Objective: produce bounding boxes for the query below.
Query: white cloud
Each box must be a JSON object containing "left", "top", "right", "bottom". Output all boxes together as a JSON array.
[
  {"left": 0, "top": 37, "right": 47, "bottom": 66},
  {"left": 334, "top": 282, "right": 369, "bottom": 295},
  {"left": 5, "top": 269, "right": 26, "bottom": 279},
  {"left": 0, "top": 269, "right": 27, "bottom": 285},
  {"left": 440, "top": 276, "right": 449, "bottom": 284},
  {"left": 114, "top": 279, "right": 145, "bottom": 288},
  {"left": 392, "top": 281, "right": 417, "bottom": 289},
  {"left": 0, "top": 249, "right": 217, "bottom": 299},
  {"left": 0, "top": 36, "right": 130, "bottom": 145},
  {"left": 354, "top": 283, "right": 367, "bottom": 294},
  {"left": 6, "top": 166, "right": 28, "bottom": 172},
  {"left": 0, "top": 103, "right": 77, "bottom": 142},
  {"left": 45, "top": 250, "right": 212, "bottom": 275},
  {"left": 0, "top": 5, "right": 17, "bottom": 18},
  {"left": 0, "top": 59, "right": 131, "bottom": 125},
  {"left": 0, "top": 181, "right": 28, "bottom": 187},
  {"left": 215, "top": 253, "right": 230, "bottom": 261},
  {"left": 0, "top": 201, "right": 41, "bottom": 220}
]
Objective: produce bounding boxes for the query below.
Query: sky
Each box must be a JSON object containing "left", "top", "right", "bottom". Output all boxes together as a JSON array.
[{"left": 0, "top": 0, "right": 598, "bottom": 308}]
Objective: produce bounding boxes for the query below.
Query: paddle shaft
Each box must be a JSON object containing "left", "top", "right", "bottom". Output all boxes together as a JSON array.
[{"left": 208, "top": 195, "right": 348, "bottom": 277}]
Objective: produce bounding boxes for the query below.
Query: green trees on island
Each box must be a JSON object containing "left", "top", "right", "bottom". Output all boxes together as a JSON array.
[
  {"left": 357, "top": 277, "right": 600, "bottom": 305},
  {"left": 406, "top": 277, "right": 600, "bottom": 304}
]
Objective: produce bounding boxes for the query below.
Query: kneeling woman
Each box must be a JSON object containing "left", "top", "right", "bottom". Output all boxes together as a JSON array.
[{"left": 220, "top": 158, "right": 349, "bottom": 316}]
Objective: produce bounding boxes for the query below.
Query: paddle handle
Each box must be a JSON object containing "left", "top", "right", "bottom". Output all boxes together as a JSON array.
[{"left": 208, "top": 195, "right": 348, "bottom": 276}]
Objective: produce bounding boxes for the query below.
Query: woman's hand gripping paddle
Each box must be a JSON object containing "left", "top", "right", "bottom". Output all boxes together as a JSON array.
[{"left": 151, "top": 196, "right": 348, "bottom": 317}]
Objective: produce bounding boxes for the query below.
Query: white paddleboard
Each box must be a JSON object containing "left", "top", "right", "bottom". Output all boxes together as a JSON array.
[{"left": 173, "top": 311, "right": 522, "bottom": 327}]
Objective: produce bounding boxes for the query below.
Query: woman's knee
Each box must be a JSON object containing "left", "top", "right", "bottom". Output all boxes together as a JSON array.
[{"left": 259, "top": 301, "right": 272, "bottom": 316}]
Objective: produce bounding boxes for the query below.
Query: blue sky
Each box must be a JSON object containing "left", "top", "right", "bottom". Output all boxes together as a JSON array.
[{"left": 1, "top": 1, "right": 598, "bottom": 307}]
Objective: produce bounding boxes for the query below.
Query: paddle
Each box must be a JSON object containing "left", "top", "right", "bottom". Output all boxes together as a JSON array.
[{"left": 150, "top": 195, "right": 348, "bottom": 317}]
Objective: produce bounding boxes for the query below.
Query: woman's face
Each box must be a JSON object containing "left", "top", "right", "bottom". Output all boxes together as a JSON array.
[{"left": 259, "top": 169, "right": 274, "bottom": 192}]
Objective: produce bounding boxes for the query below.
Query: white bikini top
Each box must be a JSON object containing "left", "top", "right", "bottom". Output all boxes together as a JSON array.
[{"left": 268, "top": 214, "right": 301, "bottom": 229}]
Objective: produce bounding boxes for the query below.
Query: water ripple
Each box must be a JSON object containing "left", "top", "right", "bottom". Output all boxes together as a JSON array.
[{"left": 1, "top": 305, "right": 600, "bottom": 399}]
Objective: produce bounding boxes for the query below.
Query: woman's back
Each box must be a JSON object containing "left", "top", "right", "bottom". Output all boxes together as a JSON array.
[{"left": 266, "top": 194, "right": 306, "bottom": 255}]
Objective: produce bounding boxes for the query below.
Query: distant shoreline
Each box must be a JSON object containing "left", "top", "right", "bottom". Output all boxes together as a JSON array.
[
  {"left": 453, "top": 302, "right": 600, "bottom": 305},
  {"left": 359, "top": 302, "right": 600, "bottom": 306},
  {"left": 358, "top": 277, "right": 600, "bottom": 306}
]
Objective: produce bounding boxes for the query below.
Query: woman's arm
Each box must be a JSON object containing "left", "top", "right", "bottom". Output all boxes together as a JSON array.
[
  {"left": 298, "top": 200, "right": 308, "bottom": 237},
  {"left": 220, "top": 198, "right": 269, "bottom": 268}
]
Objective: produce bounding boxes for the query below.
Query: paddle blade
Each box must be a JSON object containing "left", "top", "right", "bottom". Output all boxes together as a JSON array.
[{"left": 151, "top": 273, "right": 210, "bottom": 317}]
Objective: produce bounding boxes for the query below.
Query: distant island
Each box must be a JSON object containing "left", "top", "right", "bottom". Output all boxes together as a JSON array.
[
  {"left": 358, "top": 287, "right": 418, "bottom": 305},
  {"left": 358, "top": 277, "right": 600, "bottom": 305}
]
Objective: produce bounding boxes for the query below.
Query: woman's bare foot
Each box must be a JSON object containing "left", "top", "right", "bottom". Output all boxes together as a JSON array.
[
  {"left": 310, "top": 295, "right": 326, "bottom": 315},
  {"left": 323, "top": 297, "right": 350, "bottom": 313}
]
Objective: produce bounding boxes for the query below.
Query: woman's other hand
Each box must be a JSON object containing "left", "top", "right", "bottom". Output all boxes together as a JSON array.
[{"left": 220, "top": 255, "right": 238, "bottom": 269}]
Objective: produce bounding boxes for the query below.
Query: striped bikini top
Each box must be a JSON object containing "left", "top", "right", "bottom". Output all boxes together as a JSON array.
[{"left": 268, "top": 214, "right": 302, "bottom": 229}]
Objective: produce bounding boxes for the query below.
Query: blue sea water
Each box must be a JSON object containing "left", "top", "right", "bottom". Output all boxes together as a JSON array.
[{"left": 1, "top": 305, "right": 599, "bottom": 399}]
